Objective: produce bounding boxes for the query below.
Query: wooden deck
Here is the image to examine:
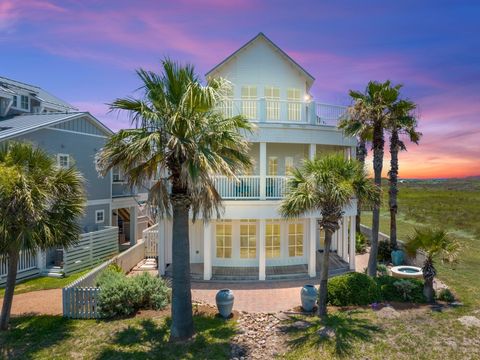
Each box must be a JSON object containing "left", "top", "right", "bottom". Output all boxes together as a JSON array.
[{"left": 165, "top": 251, "right": 350, "bottom": 281}]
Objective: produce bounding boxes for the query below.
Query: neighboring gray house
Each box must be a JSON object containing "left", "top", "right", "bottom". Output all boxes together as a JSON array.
[{"left": 0, "top": 76, "right": 149, "bottom": 283}]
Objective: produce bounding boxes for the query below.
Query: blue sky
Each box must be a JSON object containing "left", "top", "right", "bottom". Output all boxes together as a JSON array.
[{"left": 1, "top": 0, "right": 479, "bottom": 178}]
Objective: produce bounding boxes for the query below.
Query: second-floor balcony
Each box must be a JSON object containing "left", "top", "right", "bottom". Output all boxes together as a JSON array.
[
  {"left": 220, "top": 99, "right": 347, "bottom": 126},
  {"left": 214, "top": 175, "right": 289, "bottom": 200}
]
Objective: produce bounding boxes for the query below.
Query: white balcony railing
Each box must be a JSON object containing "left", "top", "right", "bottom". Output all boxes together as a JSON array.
[
  {"left": 217, "top": 99, "right": 346, "bottom": 125},
  {"left": 214, "top": 176, "right": 261, "bottom": 199},
  {"left": 214, "top": 175, "right": 288, "bottom": 200}
]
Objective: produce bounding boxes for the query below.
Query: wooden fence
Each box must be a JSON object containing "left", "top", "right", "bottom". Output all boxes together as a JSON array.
[
  {"left": 62, "top": 240, "right": 145, "bottom": 319},
  {"left": 143, "top": 223, "right": 159, "bottom": 258},
  {"left": 63, "top": 226, "right": 119, "bottom": 275},
  {"left": 0, "top": 251, "right": 39, "bottom": 286}
]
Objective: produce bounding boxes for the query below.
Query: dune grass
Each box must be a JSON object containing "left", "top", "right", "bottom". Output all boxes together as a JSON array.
[{"left": 361, "top": 179, "right": 480, "bottom": 306}]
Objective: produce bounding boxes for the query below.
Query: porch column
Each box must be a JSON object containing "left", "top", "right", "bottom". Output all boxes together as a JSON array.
[
  {"left": 158, "top": 220, "right": 166, "bottom": 276},
  {"left": 259, "top": 219, "right": 266, "bottom": 280},
  {"left": 309, "top": 144, "right": 316, "bottom": 160},
  {"left": 129, "top": 206, "right": 138, "bottom": 245},
  {"left": 349, "top": 215, "right": 356, "bottom": 270},
  {"left": 343, "top": 217, "right": 349, "bottom": 262},
  {"left": 259, "top": 142, "right": 267, "bottom": 200},
  {"left": 203, "top": 221, "right": 212, "bottom": 280},
  {"left": 308, "top": 218, "right": 317, "bottom": 277},
  {"left": 337, "top": 221, "right": 344, "bottom": 258},
  {"left": 332, "top": 229, "right": 337, "bottom": 251}
]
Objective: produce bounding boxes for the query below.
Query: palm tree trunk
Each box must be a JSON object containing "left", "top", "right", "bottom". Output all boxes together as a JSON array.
[
  {"left": 356, "top": 139, "right": 367, "bottom": 233},
  {"left": 318, "top": 228, "right": 333, "bottom": 318},
  {"left": 389, "top": 129, "right": 399, "bottom": 250},
  {"left": 368, "top": 123, "right": 384, "bottom": 277},
  {"left": 422, "top": 257, "right": 436, "bottom": 303},
  {"left": 0, "top": 249, "right": 19, "bottom": 331},
  {"left": 169, "top": 193, "right": 194, "bottom": 341}
]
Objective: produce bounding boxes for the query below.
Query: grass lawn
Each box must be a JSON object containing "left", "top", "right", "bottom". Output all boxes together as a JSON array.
[
  {"left": 0, "top": 268, "right": 92, "bottom": 298},
  {"left": 361, "top": 179, "right": 480, "bottom": 307},
  {"left": 282, "top": 307, "right": 480, "bottom": 360},
  {"left": 0, "top": 310, "right": 235, "bottom": 359}
]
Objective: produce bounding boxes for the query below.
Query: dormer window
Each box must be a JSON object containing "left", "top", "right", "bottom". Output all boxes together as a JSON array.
[
  {"left": 20, "top": 95, "right": 29, "bottom": 110},
  {"left": 12, "top": 96, "right": 17, "bottom": 108}
]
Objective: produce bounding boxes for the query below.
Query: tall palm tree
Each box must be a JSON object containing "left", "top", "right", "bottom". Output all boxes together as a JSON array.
[
  {"left": 96, "top": 60, "right": 253, "bottom": 341},
  {"left": 405, "top": 228, "right": 460, "bottom": 302},
  {"left": 339, "top": 106, "right": 372, "bottom": 233},
  {"left": 0, "top": 142, "right": 85, "bottom": 330},
  {"left": 280, "top": 155, "right": 379, "bottom": 317},
  {"left": 387, "top": 100, "right": 421, "bottom": 249},
  {"left": 345, "top": 80, "right": 402, "bottom": 276}
]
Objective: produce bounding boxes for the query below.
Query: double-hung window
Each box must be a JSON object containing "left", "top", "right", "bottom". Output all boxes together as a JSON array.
[
  {"left": 95, "top": 210, "right": 105, "bottom": 224},
  {"left": 287, "top": 88, "right": 302, "bottom": 121},
  {"left": 241, "top": 86, "right": 257, "bottom": 119},
  {"left": 57, "top": 154, "right": 70, "bottom": 169},
  {"left": 240, "top": 219, "right": 257, "bottom": 259},
  {"left": 265, "top": 220, "right": 281, "bottom": 258},
  {"left": 216, "top": 221, "right": 232, "bottom": 258},
  {"left": 265, "top": 86, "right": 280, "bottom": 120},
  {"left": 20, "top": 95, "right": 29, "bottom": 110},
  {"left": 288, "top": 222, "right": 304, "bottom": 257}
]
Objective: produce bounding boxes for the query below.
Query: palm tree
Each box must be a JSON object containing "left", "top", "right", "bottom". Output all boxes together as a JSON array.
[
  {"left": 405, "top": 228, "right": 460, "bottom": 302},
  {"left": 346, "top": 80, "right": 402, "bottom": 276},
  {"left": 0, "top": 142, "right": 85, "bottom": 330},
  {"left": 338, "top": 105, "right": 372, "bottom": 234},
  {"left": 96, "top": 60, "right": 253, "bottom": 341},
  {"left": 387, "top": 99, "right": 421, "bottom": 250},
  {"left": 280, "top": 155, "right": 379, "bottom": 317}
]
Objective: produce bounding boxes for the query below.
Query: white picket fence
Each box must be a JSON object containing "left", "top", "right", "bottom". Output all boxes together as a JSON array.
[
  {"left": 63, "top": 240, "right": 145, "bottom": 319},
  {"left": 63, "top": 226, "right": 119, "bottom": 275},
  {"left": 0, "top": 251, "right": 38, "bottom": 286},
  {"left": 143, "top": 223, "right": 159, "bottom": 258}
]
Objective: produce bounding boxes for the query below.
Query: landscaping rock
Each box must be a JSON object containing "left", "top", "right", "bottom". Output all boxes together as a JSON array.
[
  {"left": 376, "top": 306, "right": 400, "bottom": 319},
  {"left": 230, "top": 312, "right": 288, "bottom": 359},
  {"left": 458, "top": 316, "right": 480, "bottom": 328},
  {"left": 317, "top": 326, "right": 335, "bottom": 339},
  {"left": 291, "top": 320, "right": 312, "bottom": 329}
]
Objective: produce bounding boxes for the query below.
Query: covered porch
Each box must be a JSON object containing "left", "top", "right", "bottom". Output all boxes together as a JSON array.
[{"left": 165, "top": 251, "right": 350, "bottom": 281}]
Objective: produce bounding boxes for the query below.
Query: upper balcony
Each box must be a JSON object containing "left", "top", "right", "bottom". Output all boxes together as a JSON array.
[{"left": 220, "top": 99, "right": 347, "bottom": 126}]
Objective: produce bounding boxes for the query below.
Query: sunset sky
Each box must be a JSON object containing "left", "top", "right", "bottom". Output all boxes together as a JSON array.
[{"left": 1, "top": 0, "right": 478, "bottom": 179}]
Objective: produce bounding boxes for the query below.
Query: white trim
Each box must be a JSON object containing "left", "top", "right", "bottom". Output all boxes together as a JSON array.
[
  {"left": 57, "top": 153, "right": 70, "bottom": 168},
  {"left": 46, "top": 127, "right": 108, "bottom": 139},
  {"left": 86, "top": 198, "right": 112, "bottom": 206},
  {"left": 95, "top": 209, "right": 105, "bottom": 224}
]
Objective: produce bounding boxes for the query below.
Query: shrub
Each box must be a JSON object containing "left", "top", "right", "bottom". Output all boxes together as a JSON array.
[
  {"left": 96, "top": 269, "right": 170, "bottom": 318},
  {"left": 377, "top": 264, "right": 389, "bottom": 277},
  {"left": 377, "top": 241, "right": 393, "bottom": 263},
  {"left": 356, "top": 232, "right": 367, "bottom": 254},
  {"left": 327, "top": 272, "right": 381, "bottom": 306},
  {"left": 107, "top": 263, "right": 124, "bottom": 273},
  {"left": 135, "top": 272, "right": 170, "bottom": 310},
  {"left": 394, "top": 280, "right": 418, "bottom": 301},
  {"left": 437, "top": 288, "right": 455, "bottom": 303},
  {"left": 375, "top": 276, "right": 425, "bottom": 303}
]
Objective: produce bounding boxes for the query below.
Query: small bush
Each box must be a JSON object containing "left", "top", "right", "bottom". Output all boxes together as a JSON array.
[
  {"left": 437, "top": 288, "right": 455, "bottom": 303},
  {"left": 394, "top": 280, "right": 418, "bottom": 301},
  {"left": 107, "top": 263, "right": 123, "bottom": 273},
  {"left": 96, "top": 269, "right": 170, "bottom": 318},
  {"left": 375, "top": 276, "right": 425, "bottom": 303},
  {"left": 327, "top": 272, "right": 381, "bottom": 306},
  {"left": 377, "top": 264, "right": 389, "bottom": 277},
  {"left": 377, "top": 241, "right": 393, "bottom": 263},
  {"left": 356, "top": 232, "right": 367, "bottom": 254}
]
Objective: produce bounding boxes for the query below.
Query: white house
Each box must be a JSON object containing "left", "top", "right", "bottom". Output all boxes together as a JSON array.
[{"left": 146, "top": 33, "right": 358, "bottom": 281}]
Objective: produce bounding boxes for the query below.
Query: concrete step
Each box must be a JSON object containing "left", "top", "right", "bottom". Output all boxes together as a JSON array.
[{"left": 42, "top": 267, "right": 65, "bottom": 278}]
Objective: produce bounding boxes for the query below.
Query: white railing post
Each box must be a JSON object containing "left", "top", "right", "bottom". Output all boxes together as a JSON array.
[
  {"left": 308, "top": 218, "right": 317, "bottom": 277},
  {"left": 203, "top": 221, "right": 212, "bottom": 280},
  {"left": 259, "top": 142, "right": 267, "bottom": 200}
]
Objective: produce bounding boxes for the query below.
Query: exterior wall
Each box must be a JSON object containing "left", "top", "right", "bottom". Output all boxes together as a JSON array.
[
  {"left": 212, "top": 38, "right": 308, "bottom": 101},
  {"left": 18, "top": 126, "right": 111, "bottom": 201},
  {"left": 83, "top": 204, "right": 111, "bottom": 231}
]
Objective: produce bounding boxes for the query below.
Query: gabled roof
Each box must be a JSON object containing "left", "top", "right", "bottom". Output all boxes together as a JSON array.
[
  {"left": 0, "top": 76, "right": 77, "bottom": 111},
  {"left": 205, "top": 32, "right": 315, "bottom": 87},
  {"left": 0, "top": 112, "right": 113, "bottom": 141}
]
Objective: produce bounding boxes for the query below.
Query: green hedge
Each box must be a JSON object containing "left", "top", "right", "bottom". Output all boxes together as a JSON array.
[
  {"left": 96, "top": 269, "right": 170, "bottom": 318},
  {"left": 327, "top": 272, "right": 381, "bottom": 306},
  {"left": 327, "top": 273, "right": 426, "bottom": 306}
]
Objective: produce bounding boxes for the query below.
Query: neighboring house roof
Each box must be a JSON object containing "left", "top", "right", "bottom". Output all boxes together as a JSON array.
[
  {"left": 0, "top": 112, "right": 113, "bottom": 141},
  {"left": 205, "top": 32, "right": 315, "bottom": 88},
  {"left": 0, "top": 76, "right": 78, "bottom": 111}
]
